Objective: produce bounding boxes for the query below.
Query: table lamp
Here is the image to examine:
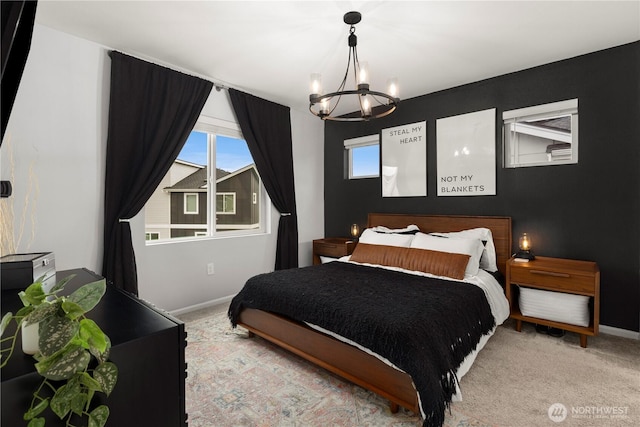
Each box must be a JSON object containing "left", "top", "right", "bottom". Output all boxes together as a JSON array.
[{"left": 515, "top": 233, "right": 535, "bottom": 261}]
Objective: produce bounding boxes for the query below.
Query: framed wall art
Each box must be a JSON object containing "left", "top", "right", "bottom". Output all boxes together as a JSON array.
[
  {"left": 436, "top": 109, "right": 496, "bottom": 196},
  {"left": 381, "top": 121, "right": 427, "bottom": 197}
]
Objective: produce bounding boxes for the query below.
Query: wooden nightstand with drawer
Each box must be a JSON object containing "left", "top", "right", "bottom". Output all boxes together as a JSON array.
[
  {"left": 312, "top": 238, "right": 357, "bottom": 265},
  {"left": 505, "top": 256, "right": 600, "bottom": 348}
]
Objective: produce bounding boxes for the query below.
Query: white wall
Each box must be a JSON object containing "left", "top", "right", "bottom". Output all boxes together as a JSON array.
[
  {"left": 1, "top": 25, "right": 109, "bottom": 271},
  {"left": 2, "top": 24, "right": 324, "bottom": 312}
]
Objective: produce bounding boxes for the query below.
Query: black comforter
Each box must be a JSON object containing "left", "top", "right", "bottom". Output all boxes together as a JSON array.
[{"left": 228, "top": 261, "right": 495, "bottom": 427}]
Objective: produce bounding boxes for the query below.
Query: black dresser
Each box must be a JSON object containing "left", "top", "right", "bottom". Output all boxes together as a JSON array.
[{"left": 1, "top": 268, "right": 188, "bottom": 426}]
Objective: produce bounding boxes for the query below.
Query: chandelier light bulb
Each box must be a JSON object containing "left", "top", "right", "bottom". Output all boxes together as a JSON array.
[
  {"left": 387, "top": 77, "right": 399, "bottom": 98},
  {"left": 358, "top": 61, "right": 369, "bottom": 86},
  {"left": 310, "top": 73, "right": 322, "bottom": 96},
  {"left": 362, "top": 96, "right": 371, "bottom": 117},
  {"left": 320, "top": 98, "right": 329, "bottom": 115}
]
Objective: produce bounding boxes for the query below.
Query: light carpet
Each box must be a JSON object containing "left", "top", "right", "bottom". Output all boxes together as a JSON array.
[{"left": 182, "top": 308, "right": 639, "bottom": 427}]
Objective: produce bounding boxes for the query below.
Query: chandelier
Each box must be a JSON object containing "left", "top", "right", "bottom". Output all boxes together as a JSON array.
[{"left": 309, "top": 11, "right": 400, "bottom": 122}]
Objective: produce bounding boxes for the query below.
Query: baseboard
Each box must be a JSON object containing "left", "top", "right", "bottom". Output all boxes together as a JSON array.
[
  {"left": 170, "top": 294, "right": 234, "bottom": 316},
  {"left": 599, "top": 324, "right": 640, "bottom": 340}
]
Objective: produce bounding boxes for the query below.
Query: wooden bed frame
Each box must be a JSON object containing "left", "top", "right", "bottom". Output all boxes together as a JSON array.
[{"left": 237, "top": 213, "right": 512, "bottom": 414}]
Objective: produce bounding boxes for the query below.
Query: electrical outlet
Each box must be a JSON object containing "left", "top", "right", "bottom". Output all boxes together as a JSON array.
[{"left": 207, "top": 263, "right": 214, "bottom": 275}]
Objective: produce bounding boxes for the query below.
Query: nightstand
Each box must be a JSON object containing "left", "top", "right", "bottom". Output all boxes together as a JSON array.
[
  {"left": 312, "top": 238, "right": 357, "bottom": 265},
  {"left": 505, "top": 256, "right": 600, "bottom": 348}
]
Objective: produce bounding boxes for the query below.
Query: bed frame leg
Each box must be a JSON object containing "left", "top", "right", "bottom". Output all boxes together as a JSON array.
[{"left": 390, "top": 402, "right": 399, "bottom": 413}]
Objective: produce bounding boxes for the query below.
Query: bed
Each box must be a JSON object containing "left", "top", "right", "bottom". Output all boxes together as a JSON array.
[{"left": 229, "top": 213, "right": 512, "bottom": 427}]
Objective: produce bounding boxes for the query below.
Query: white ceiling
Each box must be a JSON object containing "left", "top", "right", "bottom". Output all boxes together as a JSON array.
[{"left": 35, "top": 1, "right": 640, "bottom": 114}]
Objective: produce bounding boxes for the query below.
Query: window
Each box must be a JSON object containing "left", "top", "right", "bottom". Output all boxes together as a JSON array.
[
  {"left": 344, "top": 134, "right": 380, "bottom": 179},
  {"left": 503, "top": 99, "right": 578, "bottom": 168},
  {"left": 144, "top": 115, "right": 269, "bottom": 242},
  {"left": 216, "top": 192, "right": 236, "bottom": 214},
  {"left": 184, "top": 193, "right": 199, "bottom": 214}
]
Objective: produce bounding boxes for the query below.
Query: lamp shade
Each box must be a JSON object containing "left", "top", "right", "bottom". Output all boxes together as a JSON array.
[{"left": 519, "top": 233, "right": 532, "bottom": 251}]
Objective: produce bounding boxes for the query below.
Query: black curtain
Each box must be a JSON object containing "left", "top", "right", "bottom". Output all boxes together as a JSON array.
[
  {"left": 229, "top": 89, "right": 298, "bottom": 270},
  {"left": 1, "top": 0, "right": 38, "bottom": 144},
  {"left": 103, "top": 51, "right": 212, "bottom": 294}
]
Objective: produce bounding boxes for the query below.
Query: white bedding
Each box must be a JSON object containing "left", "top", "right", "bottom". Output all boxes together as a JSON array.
[{"left": 305, "top": 256, "right": 509, "bottom": 416}]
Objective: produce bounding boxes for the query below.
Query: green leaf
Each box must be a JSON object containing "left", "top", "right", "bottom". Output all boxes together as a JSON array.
[
  {"left": 67, "top": 280, "right": 106, "bottom": 314},
  {"left": 36, "top": 345, "right": 90, "bottom": 381},
  {"left": 19, "top": 282, "right": 46, "bottom": 306},
  {"left": 0, "top": 312, "right": 12, "bottom": 337},
  {"left": 79, "top": 318, "right": 107, "bottom": 354},
  {"left": 79, "top": 371, "right": 102, "bottom": 391},
  {"left": 93, "top": 334, "right": 111, "bottom": 364},
  {"left": 49, "top": 274, "right": 76, "bottom": 295},
  {"left": 88, "top": 405, "right": 110, "bottom": 427},
  {"left": 50, "top": 381, "right": 76, "bottom": 419},
  {"left": 26, "top": 418, "right": 45, "bottom": 427},
  {"left": 23, "top": 398, "right": 49, "bottom": 420},
  {"left": 93, "top": 362, "right": 118, "bottom": 396},
  {"left": 15, "top": 305, "right": 35, "bottom": 319},
  {"left": 61, "top": 300, "right": 86, "bottom": 320},
  {"left": 23, "top": 301, "right": 60, "bottom": 326},
  {"left": 70, "top": 391, "right": 87, "bottom": 416},
  {"left": 39, "top": 316, "right": 78, "bottom": 357}
]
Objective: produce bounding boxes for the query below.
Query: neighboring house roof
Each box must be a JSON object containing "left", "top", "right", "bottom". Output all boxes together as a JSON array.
[
  {"left": 217, "top": 163, "right": 257, "bottom": 184},
  {"left": 165, "top": 167, "right": 231, "bottom": 192},
  {"left": 174, "top": 158, "right": 205, "bottom": 169}
]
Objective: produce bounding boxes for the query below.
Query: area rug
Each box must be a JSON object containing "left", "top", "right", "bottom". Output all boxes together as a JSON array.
[{"left": 184, "top": 310, "right": 491, "bottom": 427}]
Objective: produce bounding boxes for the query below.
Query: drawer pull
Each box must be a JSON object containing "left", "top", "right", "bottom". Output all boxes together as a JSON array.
[{"left": 530, "top": 270, "right": 570, "bottom": 278}]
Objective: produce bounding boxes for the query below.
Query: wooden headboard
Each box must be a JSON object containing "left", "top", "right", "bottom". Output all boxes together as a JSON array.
[{"left": 367, "top": 213, "right": 512, "bottom": 277}]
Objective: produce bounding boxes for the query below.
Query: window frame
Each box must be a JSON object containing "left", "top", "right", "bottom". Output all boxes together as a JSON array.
[{"left": 344, "top": 134, "right": 380, "bottom": 179}]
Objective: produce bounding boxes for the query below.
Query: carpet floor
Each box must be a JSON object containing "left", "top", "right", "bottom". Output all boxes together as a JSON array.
[{"left": 181, "top": 306, "right": 639, "bottom": 427}]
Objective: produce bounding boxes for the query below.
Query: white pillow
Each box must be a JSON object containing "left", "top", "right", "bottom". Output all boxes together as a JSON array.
[
  {"left": 370, "top": 224, "right": 419, "bottom": 234},
  {"left": 359, "top": 228, "right": 415, "bottom": 247},
  {"left": 410, "top": 232, "right": 484, "bottom": 276},
  {"left": 430, "top": 227, "right": 498, "bottom": 272}
]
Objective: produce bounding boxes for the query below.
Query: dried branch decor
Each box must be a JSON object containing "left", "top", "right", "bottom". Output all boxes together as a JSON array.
[{"left": 0, "top": 136, "right": 39, "bottom": 256}]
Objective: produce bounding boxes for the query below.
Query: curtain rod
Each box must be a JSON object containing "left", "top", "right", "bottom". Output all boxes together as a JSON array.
[{"left": 108, "top": 50, "right": 231, "bottom": 93}]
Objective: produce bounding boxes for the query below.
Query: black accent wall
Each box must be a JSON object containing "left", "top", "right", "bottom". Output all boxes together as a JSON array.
[{"left": 323, "top": 42, "right": 639, "bottom": 332}]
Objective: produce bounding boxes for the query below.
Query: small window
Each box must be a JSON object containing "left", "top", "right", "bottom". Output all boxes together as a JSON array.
[
  {"left": 184, "top": 193, "right": 199, "bottom": 214},
  {"left": 344, "top": 134, "right": 380, "bottom": 179},
  {"left": 503, "top": 99, "right": 578, "bottom": 168},
  {"left": 216, "top": 192, "right": 236, "bottom": 214},
  {"left": 145, "top": 233, "right": 159, "bottom": 241}
]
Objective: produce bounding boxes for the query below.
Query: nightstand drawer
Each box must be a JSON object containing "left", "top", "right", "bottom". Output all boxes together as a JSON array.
[
  {"left": 312, "top": 238, "right": 356, "bottom": 265},
  {"left": 510, "top": 267, "right": 595, "bottom": 294},
  {"left": 313, "top": 240, "right": 354, "bottom": 258}
]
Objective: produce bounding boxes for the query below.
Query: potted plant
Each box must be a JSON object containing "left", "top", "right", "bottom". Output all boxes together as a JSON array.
[{"left": 1, "top": 274, "right": 118, "bottom": 427}]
